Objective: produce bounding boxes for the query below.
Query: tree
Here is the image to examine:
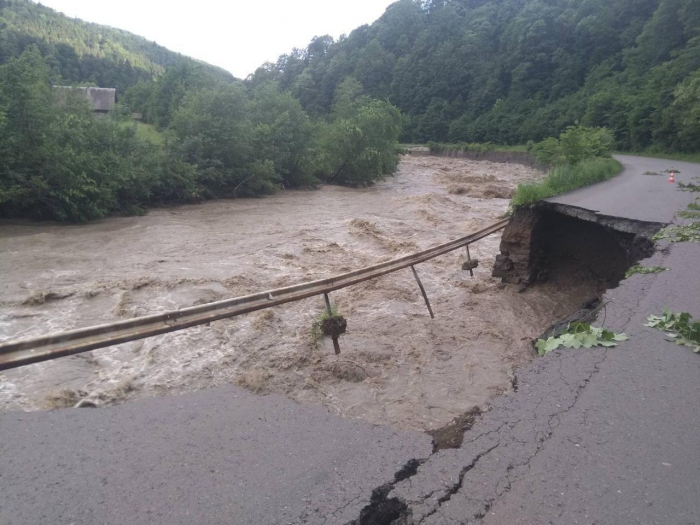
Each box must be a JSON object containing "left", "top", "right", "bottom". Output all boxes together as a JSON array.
[{"left": 319, "top": 100, "right": 403, "bottom": 186}]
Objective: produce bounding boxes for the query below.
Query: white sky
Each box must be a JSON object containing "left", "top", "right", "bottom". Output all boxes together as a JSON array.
[{"left": 37, "top": 0, "right": 396, "bottom": 78}]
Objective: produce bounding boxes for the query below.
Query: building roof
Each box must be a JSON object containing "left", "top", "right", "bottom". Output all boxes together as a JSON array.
[{"left": 53, "top": 86, "right": 116, "bottom": 112}]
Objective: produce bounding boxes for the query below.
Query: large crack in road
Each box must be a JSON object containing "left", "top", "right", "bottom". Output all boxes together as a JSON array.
[{"left": 343, "top": 201, "right": 668, "bottom": 525}]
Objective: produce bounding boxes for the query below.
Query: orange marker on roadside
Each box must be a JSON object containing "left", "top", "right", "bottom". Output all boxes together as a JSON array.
[{"left": 669, "top": 170, "right": 675, "bottom": 183}]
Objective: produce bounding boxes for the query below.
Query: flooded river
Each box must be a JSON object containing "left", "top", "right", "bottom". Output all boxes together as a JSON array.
[{"left": 0, "top": 155, "right": 594, "bottom": 431}]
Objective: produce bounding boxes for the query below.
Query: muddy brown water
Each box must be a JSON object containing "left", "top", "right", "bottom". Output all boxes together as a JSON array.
[{"left": 0, "top": 156, "right": 594, "bottom": 431}]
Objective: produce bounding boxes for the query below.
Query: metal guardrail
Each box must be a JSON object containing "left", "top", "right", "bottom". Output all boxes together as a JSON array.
[{"left": 0, "top": 219, "right": 509, "bottom": 371}]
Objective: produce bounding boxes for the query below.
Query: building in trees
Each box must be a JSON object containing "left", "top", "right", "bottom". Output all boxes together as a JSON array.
[{"left": 53, "top": 86, "right": 116, "bottom": 113}]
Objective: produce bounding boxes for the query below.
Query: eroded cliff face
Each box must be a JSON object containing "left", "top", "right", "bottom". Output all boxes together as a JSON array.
[
  {"left": 492, "top": 204, "right": 659, "bottom": 290},
  {"left": 492, "top": 208, "right": 540, "bottom": 284}
]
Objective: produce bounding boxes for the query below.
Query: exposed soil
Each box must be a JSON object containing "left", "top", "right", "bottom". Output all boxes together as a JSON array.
[
  {"left": 427, "top": 407, "right": 481, "bottom": 450},
  {"left": 0, "top": 156, "right": 596, "bottom": 431},
  {"left": 494, "top": 205, "right": 658, "bottom": 290}
]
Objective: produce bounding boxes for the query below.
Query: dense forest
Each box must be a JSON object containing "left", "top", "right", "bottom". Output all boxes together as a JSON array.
[
  {"left": 250, "top": 0, "right": 700, "bottom": 152},
  {"left": 0, "top": 0, "right": 233, "bottom": 91}
]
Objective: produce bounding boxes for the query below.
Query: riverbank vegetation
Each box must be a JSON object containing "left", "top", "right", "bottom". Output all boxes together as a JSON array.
[
  {"left": 512, "top": 125, "right": 621, "bottom": 206},
  {"left": 0, "top": 48, "right": 402, "bottom": 222}
]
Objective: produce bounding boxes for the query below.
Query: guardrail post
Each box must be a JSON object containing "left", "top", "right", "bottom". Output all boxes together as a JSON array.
[
  {"left": 323, "top": 293, "right": 341, "bottom": 355},
  {"left": 465, "top": 245, "right": 474, "bottom": 277},
  {"left": 410, "top": 265, "right": 435, "bottom": 319}
]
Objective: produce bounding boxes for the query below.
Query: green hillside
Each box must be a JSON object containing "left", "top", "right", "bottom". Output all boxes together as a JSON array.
[
  {"left": 0, "top": 0, "right": 234, "bottom": 92},
  {"left": 250, "top": 0, "right": 700, "bottom": 153}
]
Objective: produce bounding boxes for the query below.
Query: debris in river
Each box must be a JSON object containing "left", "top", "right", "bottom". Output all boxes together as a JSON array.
[{"left": 462, "top": 258, "right": 479, "bottom": 271}]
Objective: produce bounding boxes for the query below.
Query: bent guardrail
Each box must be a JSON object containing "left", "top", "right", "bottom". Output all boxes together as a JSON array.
[{"left": 0, "top": 218, "right": 509, "bottom": 370}]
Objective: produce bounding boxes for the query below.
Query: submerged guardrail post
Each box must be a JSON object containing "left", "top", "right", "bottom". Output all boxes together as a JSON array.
[
  {"left": 323, "top": 292, "right": 342, "bottom": 355},
  {"left": 465, "top": 245, "right": 475, "bottom": 277},
  {"left": 410, "top": 265, "right": 435, "bottom": 319},
  {"left": 323, "top": 293, "right": 332, "bottom": 315}
]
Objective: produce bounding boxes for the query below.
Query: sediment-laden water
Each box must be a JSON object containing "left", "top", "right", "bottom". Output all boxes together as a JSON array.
[{"left": 0, "top": 156, "right": 594, "bottom": 431}]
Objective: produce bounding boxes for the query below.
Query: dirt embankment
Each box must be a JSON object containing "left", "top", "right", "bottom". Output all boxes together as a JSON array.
[{"left": 0, "top": 156, "right": 596, "bottom": 432}]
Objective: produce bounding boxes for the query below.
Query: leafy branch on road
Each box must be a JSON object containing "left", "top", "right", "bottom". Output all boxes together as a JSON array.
[
  {"left": 653, "top": 222, "right": 700, "bottom": 243},
  {"left": 678, "top": 182, "right": 700, "bottom": 192},
  {"left": 535, "top": 323, "right": 628, "bottom": 356},
  {"left": 625, "top": 265, "right": 669, "bottom": 278},
  {"left": 645, "top": 309, "right": 700, "bottom": 353}
]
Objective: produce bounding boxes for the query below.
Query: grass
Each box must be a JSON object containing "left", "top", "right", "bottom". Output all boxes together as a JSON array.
[
  {"left": 134, "top": 122, "right": 165, "bottom": 145},
  {"left": 619, "top": 151, "right": 700, "bottom": 164},
  {"left": 512, "top": 158, "right": 623, "bottom": 206},
  {"left": 116, "top": 121, "right": 165, "bottom": 145}
]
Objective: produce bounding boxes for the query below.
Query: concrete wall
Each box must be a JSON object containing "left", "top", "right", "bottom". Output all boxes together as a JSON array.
[{"left": 407, "top": 147, "right": 542, "bottom": 169}]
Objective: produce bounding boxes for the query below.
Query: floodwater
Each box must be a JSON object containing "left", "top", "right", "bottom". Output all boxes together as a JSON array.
[{"left": 0, "top": 156, "right": 594, "bottom": 431}]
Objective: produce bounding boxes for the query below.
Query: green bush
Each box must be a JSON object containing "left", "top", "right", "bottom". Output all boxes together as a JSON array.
[
  {"left": 317, "top": 99, "right": 403, "bottom": 186},
  {"left": 532, "top": 125, "right": 614, "bottom": 166}
]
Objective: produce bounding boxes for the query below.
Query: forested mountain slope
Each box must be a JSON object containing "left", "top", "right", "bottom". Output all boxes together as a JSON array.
[
  {"left": 250, "top": 0, "right": 700, "bottom": 152},
  {"left": 0, "top": 0, "right": 233, "bottom": 92}
]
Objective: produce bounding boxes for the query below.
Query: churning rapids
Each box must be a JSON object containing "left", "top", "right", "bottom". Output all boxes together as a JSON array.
[{"left": 0, "top": 155, "right": 593, "bottom": 431}]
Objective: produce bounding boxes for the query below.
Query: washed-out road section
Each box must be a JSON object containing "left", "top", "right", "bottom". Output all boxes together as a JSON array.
[{"left": 388, "top": 155, "right": 700, "bottom": 524}]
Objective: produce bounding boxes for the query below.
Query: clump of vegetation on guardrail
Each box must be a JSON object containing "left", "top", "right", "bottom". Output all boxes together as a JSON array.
[
  {"left": 311, "top": 306, "right": 347, "bottom": 347},
  {"left": 512, "top": 125, "right": 621, "bottom": 206}
]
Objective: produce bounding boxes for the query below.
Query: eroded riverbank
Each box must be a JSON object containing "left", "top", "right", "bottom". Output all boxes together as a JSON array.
[{"left": 0, "top": 156, "right": 595, "bottom": 431}]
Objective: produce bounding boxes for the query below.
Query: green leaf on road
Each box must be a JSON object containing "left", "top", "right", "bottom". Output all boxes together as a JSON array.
[{"left": 535, "top": 322, "right": 628, "bottom": 357}]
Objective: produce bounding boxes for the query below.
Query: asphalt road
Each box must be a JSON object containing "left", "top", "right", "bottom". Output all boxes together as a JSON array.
[
  {"left": 547, "top": 154, "right": 698, "bottom": 223},
  {"left": 1, "top": 155, "right": 698, "bottom": 525},
  {"left": 390, "top": 155, "right": 700, "bottom": 523},
  {"left": 0, "top": 386, "right": 432, "bottom": 524}
]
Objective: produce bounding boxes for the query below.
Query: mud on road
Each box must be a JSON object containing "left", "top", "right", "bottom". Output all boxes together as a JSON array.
[{"left": 0, "top": 156, "right": 595, "bottom": 431}]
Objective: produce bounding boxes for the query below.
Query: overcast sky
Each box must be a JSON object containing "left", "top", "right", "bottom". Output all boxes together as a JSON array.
[{"left": 38, "top": 0, "right": 396, "bottom": 78}]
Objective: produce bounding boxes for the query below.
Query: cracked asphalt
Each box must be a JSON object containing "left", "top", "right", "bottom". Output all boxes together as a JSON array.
[
  {"left": 0, "top": 386, "right": 433, "bottom": 524},
  {"left": 389, "top": 155, "right": 700, "bottom": 524},
  {"left": 1, "top": 155, "right": 698, "bottom": 525}
]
